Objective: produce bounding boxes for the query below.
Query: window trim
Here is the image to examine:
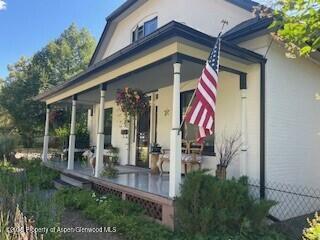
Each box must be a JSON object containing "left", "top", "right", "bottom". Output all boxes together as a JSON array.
[
  {"left": 132, "top": 17, "right": 158, "bottom": 43},
  {"left": 180, "top": 90, "right": 216, "bottom": 156}
]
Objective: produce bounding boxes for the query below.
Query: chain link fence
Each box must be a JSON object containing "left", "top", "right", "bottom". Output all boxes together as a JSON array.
[{"left": 248, "top": 178, "right": 320, "bottom": 239}]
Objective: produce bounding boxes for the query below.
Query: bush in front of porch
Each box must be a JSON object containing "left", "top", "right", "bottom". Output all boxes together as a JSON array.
[
  {"left": 55, "top": 184, "right": 287, "bottom": 240},
  {"left": 55, "top": 188, "right": 174, "bottom": 240},
  {"left": 175, "top": 170, "right": 287, "bottom": 239}
]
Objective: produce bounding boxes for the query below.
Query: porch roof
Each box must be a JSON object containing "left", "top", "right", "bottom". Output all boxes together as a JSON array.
[{"left": 35, "top": 21, "right": 266, "bottom": 103}]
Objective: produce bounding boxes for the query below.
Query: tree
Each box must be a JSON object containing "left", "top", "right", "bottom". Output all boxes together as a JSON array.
[
  {"left": 0, "top": 78, "right": 13, "bottom": 134},
  {"left": 32, "top": 23, "right": 96, "bottom": 91},
  {"left": 255, "top": 0, "right": 320, "bottom": 57},
  {"left": 0, "top": 57, "right": 44, "bottom": 147},
  {"left": 0, "top": 24, "right": 96, "bottom": 147}
]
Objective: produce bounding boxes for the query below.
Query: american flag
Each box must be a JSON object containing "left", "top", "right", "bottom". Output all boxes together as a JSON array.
[{"left": 184, "top": 35, "right": 221, "bottom": 143}]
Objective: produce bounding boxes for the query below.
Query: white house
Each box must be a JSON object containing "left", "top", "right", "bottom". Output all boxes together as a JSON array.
[{"left": 37, "top": 0, "right": 320, "bottom": 225}]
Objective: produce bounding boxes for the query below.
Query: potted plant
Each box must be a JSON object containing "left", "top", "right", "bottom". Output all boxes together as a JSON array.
[
  {"left": 116, "top": 87, "right": 149, "bottom": 123},
  {"left": 150, "top": 143, "right": 162, "bottom": 153},
  {"left": 215, "top": 132, "right": 242, "bottom": 180}
]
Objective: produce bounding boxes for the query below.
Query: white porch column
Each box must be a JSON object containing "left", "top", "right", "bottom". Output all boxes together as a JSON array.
[
  {"left": 95, "top": 84, "right": 106, "bottom": 177},
  {"left": 42, "top": 105, "right": 50, "bottom": 162},
  {"left": 68, "top": 96, "right": 77, "bottom": 170},
  {"left": 169, "top": 61, "right": 182, "bottom": 198},
  {"left": 87, "top": 108, "right": 93, "bottom": 133},
  {"left": 240, "top": 74, "right": 248, "bottom": 176}
]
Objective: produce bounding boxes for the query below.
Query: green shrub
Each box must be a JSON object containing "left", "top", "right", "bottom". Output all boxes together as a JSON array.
[
  {"left": 0, "top": 159, "right": 62, "bottom": 240},
  {"left": 16, "top": 159, "right": 59, "bottom": 189},
  {"left": 55, "top": 176, "right": 286, "bottom": 240},
  {"left": 0, "top": 135, "right": 17, "bottom": 160},
  {"left": 55, "top": 188, "right": 174, "bottom": 240},
  {"left": 303, "top": 212, "right": 320, "bottom": 240},
  {"left": 175, "top": 170, "right": 278, "bottom": 237}
]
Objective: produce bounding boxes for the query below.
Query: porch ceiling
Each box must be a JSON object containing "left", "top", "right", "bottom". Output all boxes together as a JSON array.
[
  {"left": 36, "top": 21, "right": 265, "bottom": 105},
  {"left": 58, "top": 59, "right": 206, "bottom": 105}
]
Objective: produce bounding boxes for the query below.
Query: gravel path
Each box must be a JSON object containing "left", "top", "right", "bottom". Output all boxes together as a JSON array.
[{"left": 61, "top": 209, "right": 124, "bottom": 240}]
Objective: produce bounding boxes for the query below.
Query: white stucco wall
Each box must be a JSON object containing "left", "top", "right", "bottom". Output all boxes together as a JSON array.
[{"left": 96, "top": 0, "right": 253, "bottom": 61}]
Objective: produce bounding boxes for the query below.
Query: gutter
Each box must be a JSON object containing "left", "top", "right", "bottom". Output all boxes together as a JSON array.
[
  {"left": 260, "top": 60, "right": 266, "bottom": 199},
  {"left": 223, "top": 18, "right": 273, "bottom": 43},
  {"left": 35, "top": 21, "right": 265, "bottom": 101}
]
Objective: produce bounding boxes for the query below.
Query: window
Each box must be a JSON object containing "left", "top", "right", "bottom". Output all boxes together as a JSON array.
[
  {"left": 104, "top": 108, "right": 113, "bottom": 147},
  {"left": 180, "top": 90, "right": 215, "bottom": 156},
  {"left": 132, "top": 17, "right": 158, "bottom": 42},
  {"left": 144, "top": 17, "right": 158, "bottom": 35}
]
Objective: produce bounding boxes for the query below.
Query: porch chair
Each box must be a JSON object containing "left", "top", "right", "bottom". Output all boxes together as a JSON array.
[
  {"left": 158, "top": 140, "right": 203, "bottom": 175},
  {"left": 181, "top": 140, "right": 203, "bottom": 174}
]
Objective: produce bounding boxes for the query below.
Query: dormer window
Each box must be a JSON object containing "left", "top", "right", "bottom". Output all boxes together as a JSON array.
[{"left": 132, "top": 17, "right": 158, "bottom": 42}]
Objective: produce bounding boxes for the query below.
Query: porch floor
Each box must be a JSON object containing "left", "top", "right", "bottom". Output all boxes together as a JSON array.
[{"left": 46, "top": 160, "right": 176, "bottom": 198}]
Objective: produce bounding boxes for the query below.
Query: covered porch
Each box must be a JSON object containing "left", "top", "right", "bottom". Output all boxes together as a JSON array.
[{"left": 37, "top": 22, "right": 265, "bottom": 218}]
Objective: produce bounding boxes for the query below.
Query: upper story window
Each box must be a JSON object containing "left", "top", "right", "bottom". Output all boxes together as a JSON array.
[{"left": 132, "top": 17, "right": 158, "bottom": 42}]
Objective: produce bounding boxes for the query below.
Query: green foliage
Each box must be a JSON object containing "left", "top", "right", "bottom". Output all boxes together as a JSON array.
[
  {"left": 53, "top": 108, "right": 90, "bottom": 149},
  {"left": 303, "top": 212, "right": 320, "bottom": 240},
  {"left": 55, "top": 188, "right": 174, "bottom": 240},
  {"left": 0, "top": 210, "right": 10, "bottom": 240},
  {"left": 17, "top": 159, "right": 60, "bottom": 189},
  {"left": 264, "top": 0, "right": 320, "bottom": 56},
  {"left": 175, "top": 170, "right": 282, "bottom": 239},
  {"left": 0, "top": 57, "right": 45, "bottom": 147},
  {"left": 0, "top": 24, "right": 96, "bottom": 147},
  {"left": 0, "top": 159, "right": 62, "bottom": 240},
  {"left": 55, "top": 187, "right": 285, "bottom": 240},
  {"left": 116, "top": 87, "right": 150, "bottom": 121},
  {"left": 0, "top": 135, "right": 17, "bottom": 160},
  {"left": 32, "top": 23, "right": 96, "bottom": 91}
]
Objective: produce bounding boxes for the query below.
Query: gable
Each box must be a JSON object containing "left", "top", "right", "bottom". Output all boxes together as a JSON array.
[{"left": 90, "top": 0, "right": 257, "bottom": 65}]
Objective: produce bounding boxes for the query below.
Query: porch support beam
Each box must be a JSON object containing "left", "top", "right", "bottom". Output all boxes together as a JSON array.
[
  {"left": 169, "top": 61, "right": 182, "bottom": 198},
  {"left": 68, "top": 95, "right": 77, "bottom": 170},
  {"left": 95, "top": 84, "right": 107, "bottom": 177},
  {"left": 42, "top": 105, "right": 50, "bottom": 162},
  {"left": 240, "top": 73, "right": 248, "bottom": 176}
]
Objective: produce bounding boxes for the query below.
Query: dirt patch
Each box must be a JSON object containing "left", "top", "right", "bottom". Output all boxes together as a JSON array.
[{"left": 61, "top": 209, "right": 124, "bottom": 240}]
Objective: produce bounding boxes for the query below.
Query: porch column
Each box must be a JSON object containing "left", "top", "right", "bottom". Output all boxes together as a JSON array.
[
  {"left": 95, "top": 84, "right": 107, "bottom": 177},
  {"left": 42, "top": 105, "right": 50, "bottom": 162},
  {"left": 87, "top": 108, "right": 93, "bottom": 133},
  {"left": 68, "top": 95, "right": 77, "bottom": 170},
  {"left": 240, "top": 74, "right": 248, "bottom": 176},
  {"left": 169, "top": 61, "right": 182, "bottom": 198}
]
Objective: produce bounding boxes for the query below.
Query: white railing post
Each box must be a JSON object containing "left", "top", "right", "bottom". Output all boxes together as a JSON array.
[
  {"left": 95, "top": 84, "right": 106, "bottom": 177},
  {"left": 68, "top": 95, "right": 77, "bottom": 170},
  {"left": 240, "top": 74, "right": 248, "bottom": 176},
  {"left": 42, "top": 105, "right": 50, "bottom": 162},
  {"left": 169, "top": 61, "right": 182, "bottom": 198}
]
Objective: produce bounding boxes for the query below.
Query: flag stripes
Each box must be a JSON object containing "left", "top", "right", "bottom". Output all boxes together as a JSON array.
[{"left": 184, "top": 36, "right": 221, "bottom": 143}]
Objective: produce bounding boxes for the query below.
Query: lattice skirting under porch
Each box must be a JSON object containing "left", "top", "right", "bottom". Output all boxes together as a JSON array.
[{"left": 91, "top": 183, "right": 172, "bottom": 226}]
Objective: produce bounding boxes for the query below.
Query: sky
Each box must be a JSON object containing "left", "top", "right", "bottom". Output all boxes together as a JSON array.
[{"left": 0, "top": 0, "right": 126, "bottom": 79}]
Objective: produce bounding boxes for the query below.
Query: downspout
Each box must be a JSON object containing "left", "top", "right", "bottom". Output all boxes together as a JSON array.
[{"left": 260, "top": 61, "right": 266, "bottom": 199}]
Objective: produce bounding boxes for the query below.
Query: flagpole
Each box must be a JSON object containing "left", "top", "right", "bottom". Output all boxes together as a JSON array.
[{"left": 178, "top": 20, "right": 228, "bottom": 134}]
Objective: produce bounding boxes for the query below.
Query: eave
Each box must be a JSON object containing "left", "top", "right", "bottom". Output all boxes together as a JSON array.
[{"left": 35, "top": 21, "right": 266, "bottom": 102}]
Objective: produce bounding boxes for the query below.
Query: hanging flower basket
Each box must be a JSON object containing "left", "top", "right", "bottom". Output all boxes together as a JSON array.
[{"left": 116, "top": 87, "right": 149, "bottom": 121}]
